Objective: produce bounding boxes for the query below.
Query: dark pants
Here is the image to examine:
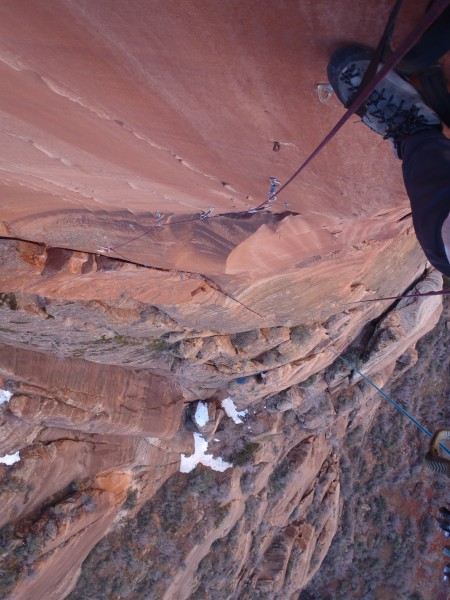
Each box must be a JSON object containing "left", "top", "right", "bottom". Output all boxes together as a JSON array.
[{"left": 402, "top": 129, "right": 450, "bottom": 276}]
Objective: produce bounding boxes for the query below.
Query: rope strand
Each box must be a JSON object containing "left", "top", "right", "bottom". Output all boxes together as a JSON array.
[
  {"left": 330, "top": 349, "right": 450, "bottom": 458},
  {"left": 262, "top": 0, "right": 450, "bottom": 204},
  {"left": 100, "top": 0, "right": 450, "bottom": 256}
]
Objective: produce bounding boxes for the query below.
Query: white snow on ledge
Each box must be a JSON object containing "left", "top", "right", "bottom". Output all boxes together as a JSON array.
[
  {"left": 180, "top": 433, "right": 232, "bottom": 473},
  {"left": 0, "top": 452, "right": 20, "bottom": 465},
  {"left": 221, "top": 397, "right": 248, "bottom": 424},
  {"left": 0, "top": 389, "right": 12, "bottom": 405},
  {"left": 194, "top": 402, "right": 209, "bottom": 427}
]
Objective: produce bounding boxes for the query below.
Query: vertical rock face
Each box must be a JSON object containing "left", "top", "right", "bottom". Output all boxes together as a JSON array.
[
  {"left": 0, "top": 1, "right": 448, "bottom": 598},
  {"left": 0, "top": 235, "right": 443, "bottom": 598},
  {"left": 301, "top": 297, "right": 450, "bottom": 600}
]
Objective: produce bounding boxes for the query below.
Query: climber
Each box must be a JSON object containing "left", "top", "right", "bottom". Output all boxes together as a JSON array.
[
  {"left": 439, "top": 506, "right": 450, "bottom": 536},
  {"left": 425, "top": 429, "right": 450, "bottom": 476},
  {"left": 327, "top": 44, "right": 450, "bottom": 277}
]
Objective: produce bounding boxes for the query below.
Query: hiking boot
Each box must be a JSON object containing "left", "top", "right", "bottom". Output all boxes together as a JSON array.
[{"left": 327, "top": 44, "right": 442, "bottom": 158}]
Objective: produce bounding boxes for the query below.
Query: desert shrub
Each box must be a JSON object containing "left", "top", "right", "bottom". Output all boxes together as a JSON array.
[
  {"left": 146, "top": 338, "right": 169, "bottom": 352},
  {"left": 290, "top": 324, "right": 311, "bottom": 345},
  {"left": 298, "top": 373, "right": 318, "bottom": 389},
  {"left": 268, "top": 442, "right": 309, "bottom": 497},
  {"left": 0, "top": 293, "right": 18, "bottom": 310},
  {"left": 214, "top": 502, "right": 230, "bottom": 528},
  {"left": 227, "top": 442, "right": 260, "bottom": 466},
  {"left": 231, "top": 330, "right": 259, "bottom": 349},
  {"left": 124, "top": 488, "right": 138, "bottom": 510}
]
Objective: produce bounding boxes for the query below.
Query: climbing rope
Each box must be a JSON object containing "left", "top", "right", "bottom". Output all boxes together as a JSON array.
[
  {"left": 109, "top": 245, "right": 265, "bottom": 319},
  {"left": 259, "top": 0, "right": 450, "bottom": 206},
  {"left": 330, "top": 348, "right": 450, "bottom": 460},
  {"left": 10, "top": 1, "right": 445, "bottom": 320},
  {"left": 356, "top": 0, "right": 405, "bottom": 97},
  {"left": 101, "top": 0, "right": 450, "bottom": 253},
  {"left": 425, "top": 429, "right": 450, "bottom": 476}
]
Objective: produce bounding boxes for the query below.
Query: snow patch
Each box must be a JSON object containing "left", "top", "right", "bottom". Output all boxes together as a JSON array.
[
  {"left": 0, "top": 389, "right": 12, "bottom": 405},
  {"left": 194, "top": 402, "right": 209, "bottom": 427},
  {"left": 180, "top": 433, "right": 232, "bottom": 473},
  {"left": 221, "top": 397, "right": 248, "bottom": 424},
  {"left": 0, "top": 452, "right": 20, "bottom": 465}
]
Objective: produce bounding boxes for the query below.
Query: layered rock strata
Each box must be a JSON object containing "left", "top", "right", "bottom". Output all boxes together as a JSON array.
[
  {"left": 0, "top": 235, "right": 443, "bottom": 599},
  {"left": 0, "top": 2, "right": 448, "bottom": 597}
]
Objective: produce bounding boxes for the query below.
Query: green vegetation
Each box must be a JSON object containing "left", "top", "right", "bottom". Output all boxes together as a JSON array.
[
  {"left": 230, "top": 329, "right": 259, "bottom": 349},
  {"left": 123, "top": 488, "right": 138, "bottom": 510},
  {"left": 268, "top": 441, "right": 308, "bottom": 496},
  {"left": 0, "top": 293, "right": 18, "bottom": 310},
  {"left": 67, "top": 470, "right": 233, "bottom": 599},
  {"left": 214, "top": 503, "right": 229, "bottom": 528},
  {"left": 91, "top": 335, "right": 114, "bottom": 345},
  {"left": 300, "top": 299, "right": 450, "bottom": 599},
  {"left": 290, "top": 324, "right": 311, "bottom": 345},
  {"left": 146, "top": 339, "right": 169, "bottom": 352},
  {"left": 89, "top": 334, "right": 140, "bottom": 346},
  {"left": 227, "top": 442, "right": 260, "bottom": 466},
  {"left": 298, "top": 373, "right": 318, "bottom": 389}
]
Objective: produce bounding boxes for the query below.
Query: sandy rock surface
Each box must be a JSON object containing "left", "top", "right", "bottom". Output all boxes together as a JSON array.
[{"left": 0, "top": 1, "right": 448, "bottom": 599}]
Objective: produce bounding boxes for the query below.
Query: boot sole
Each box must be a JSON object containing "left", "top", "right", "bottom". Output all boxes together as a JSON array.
[{"left": 327, "top": 44, "right": 374, "bottom": 106}]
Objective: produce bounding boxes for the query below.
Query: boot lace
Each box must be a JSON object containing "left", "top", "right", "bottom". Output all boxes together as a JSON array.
[{"left": 339, "top": 63, "right": 361, "bottom": 95}]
